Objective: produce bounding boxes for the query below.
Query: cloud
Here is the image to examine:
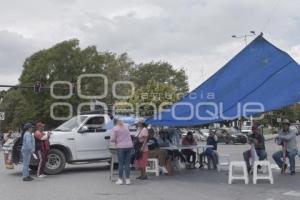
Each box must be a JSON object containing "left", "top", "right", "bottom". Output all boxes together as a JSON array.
[
  {"left": 289, "top": 44, "right": 300, "bottom": 63},
  {"left": 0, "top": 31, "right": 40, "bottom": 84},
  {"left": 0, "top": 0, "right": 300, "bottom": 90}
]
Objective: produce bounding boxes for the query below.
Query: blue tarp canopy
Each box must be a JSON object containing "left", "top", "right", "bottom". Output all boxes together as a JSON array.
[
  {"left": 146, "top": 34, "right": 300, "bottom": 126},
  {"left": 104, "top": 115, "right": 139, "bottom": 129}
]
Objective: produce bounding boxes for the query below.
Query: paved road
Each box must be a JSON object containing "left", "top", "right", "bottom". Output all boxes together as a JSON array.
[{"left": 0, "top": 137, "right": 299, "bottom": 200}]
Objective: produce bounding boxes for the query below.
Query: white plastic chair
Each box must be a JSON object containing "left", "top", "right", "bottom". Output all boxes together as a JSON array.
[
  {"left": 217, "top": 154, "right": 230, "bottom": 172},
  {"left": 253, "top": 160, "right": 273, "bottom": 184},
  {"left": 228, "top": 161, "right": 249, "bottom": 184},
  {"left": 146, "top": 158, "right": 160, "bottom": 176}
]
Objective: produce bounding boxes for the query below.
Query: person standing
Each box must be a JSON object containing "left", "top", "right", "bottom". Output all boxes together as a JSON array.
[
  {"left": 21, "top": 123, "right": 35, "bottom": 181},
  {"left": 110, "top": 119, "right": 133, "bottom": 185},
  {"left": 243, "top": 123, "right": 267, "bottom": 173},
  {"left": 135, "top": 121, "right": 149, "bottom": 180},
  {"left": 273, "top": 119, "right": 298, "bottom": 175},
  {"left": 34, "top": 122, "right": 50, "bottom": 178}
]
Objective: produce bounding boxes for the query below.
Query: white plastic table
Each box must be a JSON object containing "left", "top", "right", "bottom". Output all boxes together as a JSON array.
[{"left": 160, "top": 144, "right": 213, "bottom": 167}]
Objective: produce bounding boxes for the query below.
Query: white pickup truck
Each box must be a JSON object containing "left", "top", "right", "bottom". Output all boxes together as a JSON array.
[{"left": 12, "top": 113, "right": 137, "bottom": 174}]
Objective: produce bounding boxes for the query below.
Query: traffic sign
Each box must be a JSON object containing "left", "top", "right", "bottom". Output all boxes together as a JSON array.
[{"left": 0, "top": 112, "right": 5, "bottom": 121}]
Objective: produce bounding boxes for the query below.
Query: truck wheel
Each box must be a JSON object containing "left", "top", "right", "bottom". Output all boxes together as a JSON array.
[{"left": 44, "top": 149, "right": 66, "bottom": 175}]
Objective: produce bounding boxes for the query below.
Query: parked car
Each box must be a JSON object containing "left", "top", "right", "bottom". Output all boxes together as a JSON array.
[
  {"left": 12, "top": 113, "right": 137, "bottom": 175},
  {"left": 193, "top": 129, "right": 207, "bottom": 141},
  {"left": 212, "top": 128, "right": 248, "bottom": 144},
  {"left": 180, "top": 129, "right": 206, "bottom": 142},
  {"left": 200, "top": 129, "right": 210, "bottom": 138}
]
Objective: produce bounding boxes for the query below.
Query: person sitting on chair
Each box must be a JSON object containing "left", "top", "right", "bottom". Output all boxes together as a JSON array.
[
  {"left": 158, "top": 130, "right": 186, "bottom": 168},
  {"left": 200, "top": 130, "right": 218, "bottom": 169},
  {"left": 147, "top": 128, "right": 170, "bottom": 175},
  {"left": 243, "top": 122, "right": 267, "bottom": 173},
  {"left": 181, "top": 132, "right": 197, "bottom": 168},
  {"left": 273, "top": 119, "right": 298, "bottom": 175}
]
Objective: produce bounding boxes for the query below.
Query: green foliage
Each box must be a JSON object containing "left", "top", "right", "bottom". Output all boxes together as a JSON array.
[
  {"left": 0, "top": 39, "right": 189, "bottom": 130},
  {"left": 129, "top": 79, "right": 182, "bottom": 116},
  {"left": 259, "top": 104, "right": 300, "bottom": 127},
  {"left": 130, "top": 62, "right": 189, "bottom": 93},
  {"left": 0, "top": 89, "right": 28, "bottom": 131}
]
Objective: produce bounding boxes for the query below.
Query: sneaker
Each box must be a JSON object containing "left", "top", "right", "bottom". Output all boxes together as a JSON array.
[
  {"left": 37, "top": 174, "right": 47, "bottom": 178},
  {"left": 161, "top": 167, "right": 168, "bottom": 174},
  {"left": 23, "top": 177, "right": 33, "bottom": 181},
  {"left": 290, "top": 171, "right": 296, "bottom": 176},
  {"left": 125, "top": 179, "right": 131, "bottom": 185},
  {"left": 115, "top": 178, "right": 123, "bottom": 185},
  {"left": 281, "top": 164, "right": 288, "bottom": 174},
  {"left": 136, "top": 176, "right": 142, "bottom": 179},
  {"left": 140, "top": 175, "right": 148, "bottom": 180}
]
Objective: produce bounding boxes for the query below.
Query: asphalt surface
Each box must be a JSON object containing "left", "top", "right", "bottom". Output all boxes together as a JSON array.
[{"left": 0, "top": 136, "right": 300, "bottom": 200}]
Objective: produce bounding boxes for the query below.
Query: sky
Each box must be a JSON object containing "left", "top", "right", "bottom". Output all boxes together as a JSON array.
[{"left": 0, "top": 0, "right": 300, "bottom": 91}]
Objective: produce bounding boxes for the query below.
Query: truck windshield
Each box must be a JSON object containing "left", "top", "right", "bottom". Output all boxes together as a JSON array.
[{"left": 54, "top": 116, "right": 88, "bottom": 132}]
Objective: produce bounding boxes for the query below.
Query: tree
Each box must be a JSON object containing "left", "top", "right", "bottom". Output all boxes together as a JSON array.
[
  {"left": 128, "top": 79, "right": 181, "bottom": 116},
  {"left": 130, "top": 62, "right": 189, "bottom": 93},
  {"left": 0, "top": 90, "right": 6, "bottom": 105},
  {"left": 17, "top": 39, "right": 136, "bottom": 128},
  {"left": 1, "top": 39, "right": 190, "bottom": 130},
  {"left": 0, "top": 89, "right": 28, "bottom": 131},
  {"left": 259, "top": 103, "right": 300, "bottom": 127}
]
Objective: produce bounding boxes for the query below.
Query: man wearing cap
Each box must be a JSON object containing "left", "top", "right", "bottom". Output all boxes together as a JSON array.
[
  {"left": 21, "top": 123, "right": 35, "bottom": 181},
  {"left": 273, "top": 119, "right": 298, "bottom": 175},
  {"left": 34, "top": 122, "right": 50, "bottom": 178}
]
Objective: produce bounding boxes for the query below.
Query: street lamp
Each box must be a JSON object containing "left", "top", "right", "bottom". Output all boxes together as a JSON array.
[{"left": 232, "top": 31, "right": 256, "bottom": 46}]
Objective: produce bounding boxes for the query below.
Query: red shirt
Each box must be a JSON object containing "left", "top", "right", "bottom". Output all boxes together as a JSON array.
[
  {"left": 182, "top": 137, "right": 196, "bottom": 145},
  {"left": 34, "top": 130, "right": 50, "bottom": 152}
]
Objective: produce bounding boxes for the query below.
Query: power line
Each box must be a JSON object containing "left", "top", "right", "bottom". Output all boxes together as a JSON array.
[
  {"left": 260, "top": 0, "right": 281, "bottom": 33},
  {"left": 0, "top": 84, "right": 73, "bottom": 90}
]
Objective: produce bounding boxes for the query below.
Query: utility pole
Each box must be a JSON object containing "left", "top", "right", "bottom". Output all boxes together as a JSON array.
[
  {"left": 232, "top": 31, "right": 257, "bottom": 128},
  {"left": 232, "top": 31, "right": 256, "bottom": 46}
]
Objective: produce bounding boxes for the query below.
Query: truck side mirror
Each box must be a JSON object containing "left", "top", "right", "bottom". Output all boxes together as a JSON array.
[{"left": 78, "top": 126, "right": 88, "bottom": 133}]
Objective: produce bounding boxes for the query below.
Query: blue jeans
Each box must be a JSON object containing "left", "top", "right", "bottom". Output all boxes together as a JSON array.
[
  {"left": 22, "top": 150, "right": 32, "bottom": 178},
  {"left": 117, "top": 148, "right": 132, "bottom": 179},
  {"left": 272, "top": 149, "right": 298, "bottom": 172},
  {"left": 200, "top": 149, "right": 218, "bottom": 169}
]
